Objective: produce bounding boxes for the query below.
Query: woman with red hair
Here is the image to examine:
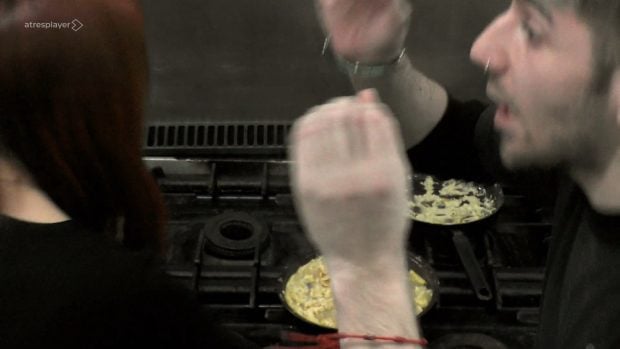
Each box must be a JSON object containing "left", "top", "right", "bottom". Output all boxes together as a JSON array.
[{"left": 0, "top": 1, "right": 258, "bottom": 347}]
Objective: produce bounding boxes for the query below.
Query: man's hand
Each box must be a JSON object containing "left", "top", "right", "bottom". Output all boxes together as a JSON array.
[
  {"left": 290, "top": 90, "right": 422, "bottom": 347},
  {"left": 290, "top": 89, "right": 412, "bottom": 266},
  {"left": 316, "top": 0, "right": 412, "bottom": 63}
]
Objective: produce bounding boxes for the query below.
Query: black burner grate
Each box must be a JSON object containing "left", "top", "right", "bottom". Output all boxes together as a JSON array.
[{"left": 149, "top": 158, "right": 551, "bottom": 349}]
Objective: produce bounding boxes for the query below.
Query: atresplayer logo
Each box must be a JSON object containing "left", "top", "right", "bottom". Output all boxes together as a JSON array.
[
  {"left": 24, "top": 18, "right": 84, "bottom": 32},
  {"left": 71, "top": 19, "right": 83, "bottom": 31}
]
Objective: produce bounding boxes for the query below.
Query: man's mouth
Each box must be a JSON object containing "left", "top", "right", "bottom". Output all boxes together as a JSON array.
[
  {"left": 495, "top": 103, "right": 511, "bottom": 123},
  {"left": 486, "top": 84, "right": 515, "bottom": 130},
  {"left": 494, "top": 103, "right": 515, "bottom": 130}
]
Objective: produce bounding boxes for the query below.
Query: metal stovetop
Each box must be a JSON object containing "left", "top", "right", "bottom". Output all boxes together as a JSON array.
[{"left": 147, "top": 157, "right": 551, "bottom": 349}]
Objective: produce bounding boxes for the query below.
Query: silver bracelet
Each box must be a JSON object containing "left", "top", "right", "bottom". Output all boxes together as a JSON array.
[{"left": 322, "top": 36, "right": 406, "bottom": 78}]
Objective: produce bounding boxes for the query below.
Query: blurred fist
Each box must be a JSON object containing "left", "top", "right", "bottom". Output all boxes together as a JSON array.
[
  {"left": 289, "top": 89, "right": 412, "bottom": 265},
  {"left": 316, "top": 0, "right": 412, "bottom": 63}
]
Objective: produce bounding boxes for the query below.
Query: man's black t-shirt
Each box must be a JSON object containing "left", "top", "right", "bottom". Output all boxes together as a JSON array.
[
  {"left": 407, "top": 97, "right": 620, "bottom": 349},
  {"left": 0, "top": 215, "right": 260, "bottom": 349},
  {"left": 538, "top": 180, "right": 620, "bottom": 349}
]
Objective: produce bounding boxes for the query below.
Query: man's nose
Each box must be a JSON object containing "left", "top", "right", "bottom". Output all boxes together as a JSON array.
[{"left": 470, "top": 13, "right": 510, "bottom": 75}]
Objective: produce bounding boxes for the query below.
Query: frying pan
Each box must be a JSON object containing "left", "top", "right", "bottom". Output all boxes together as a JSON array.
[
  {"left": 408, "top": 173, "right": 504, "bottom": 301},
  {"left": 279, "top": 252, "right": 440, "bottom": 329}
]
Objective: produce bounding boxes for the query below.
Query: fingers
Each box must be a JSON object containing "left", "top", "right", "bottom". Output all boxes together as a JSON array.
[
  {"left": 290, "top": 93, "right": 411, "bottom": 236},
  {"left": 353, "top": 90, "right": 407, "bottom": 160},
  {"left": 357, "top": 88, "right": 381, "bottom": 104},
  {"left": 291, "top": 93, "right": 404, "bottom": 171},
  {"left": 292, "top": 99, "right": 354, "bottom": 168},
  {"left": 363, "top": 104, "right": 402, "bottom": 158}
]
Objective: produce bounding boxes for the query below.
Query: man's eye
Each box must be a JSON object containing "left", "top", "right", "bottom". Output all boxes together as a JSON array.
[{"left": 520, "top": 21, "right": 541, "bottom": 43}]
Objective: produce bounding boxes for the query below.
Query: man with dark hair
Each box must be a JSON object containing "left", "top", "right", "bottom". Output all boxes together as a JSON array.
[{"left": 290, "top": 1, "right": 620, "bottom": 348}]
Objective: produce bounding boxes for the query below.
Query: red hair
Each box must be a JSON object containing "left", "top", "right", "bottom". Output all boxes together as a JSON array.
[{"left": 0, "top": 0, "right": 167, "bottom": 254}]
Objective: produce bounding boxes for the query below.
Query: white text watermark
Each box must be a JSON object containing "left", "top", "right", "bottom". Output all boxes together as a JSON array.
[{"left": 24, "top": 19, "right": 83, "bottom": 32}]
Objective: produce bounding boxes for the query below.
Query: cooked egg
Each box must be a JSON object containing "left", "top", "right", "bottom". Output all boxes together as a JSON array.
[
  {"left": 283, "top": 257, "right": 433, "bottom": 328},
  {"left": 409, "top": 176, "right": 496, "bottom": 224}
]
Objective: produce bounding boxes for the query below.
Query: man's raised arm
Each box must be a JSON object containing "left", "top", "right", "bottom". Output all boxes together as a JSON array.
[{"left": 316, "top": 0, "right": 449, "bottom": 149}]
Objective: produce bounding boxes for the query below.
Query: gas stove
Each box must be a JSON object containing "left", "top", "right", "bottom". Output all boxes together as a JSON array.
[{"left": 144, "top": 153, "right": 551, "bottom": 349}]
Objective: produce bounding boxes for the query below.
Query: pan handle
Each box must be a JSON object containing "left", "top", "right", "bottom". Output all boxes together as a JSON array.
[{"left": 451, "top": 230, "right": 493, "bottom": 301}]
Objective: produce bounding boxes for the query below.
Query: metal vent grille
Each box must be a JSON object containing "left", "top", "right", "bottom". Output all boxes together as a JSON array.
[{"left": 144, "top": 122, "right": 292, "bottom": 156}]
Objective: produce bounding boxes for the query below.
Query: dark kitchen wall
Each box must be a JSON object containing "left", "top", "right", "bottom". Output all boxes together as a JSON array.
[{"left": 142, "top": 0, "right": 508, "bottom": 124}]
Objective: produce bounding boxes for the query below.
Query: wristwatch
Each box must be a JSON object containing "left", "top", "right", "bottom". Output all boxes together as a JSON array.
[{"left": 323, "top": 37, "right": 406, "bottom": 78}]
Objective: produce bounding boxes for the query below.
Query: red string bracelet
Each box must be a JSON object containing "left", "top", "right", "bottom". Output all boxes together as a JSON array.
[{"left": 268, "top": 331, "right": 428, "bottom": 348}]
